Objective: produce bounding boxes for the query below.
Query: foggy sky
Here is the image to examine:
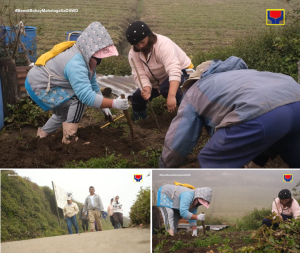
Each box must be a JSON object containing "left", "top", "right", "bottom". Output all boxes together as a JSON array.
[{"left": 153, "top": 170, "right": 300, "bottom": 189}]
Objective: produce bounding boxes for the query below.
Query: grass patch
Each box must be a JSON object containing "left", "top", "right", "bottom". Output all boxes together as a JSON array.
[
  {"left": 193, "top": 23, "right": 300, "bottom": 81},
  {"left": 233, "top": 208, "right": 272, "bottom": 231},
  {"left": 65, "top": 153, "right": 136, "bottom": 168},
  {"left": 1, "top": 170, "right": 66, "bottom": 241}
]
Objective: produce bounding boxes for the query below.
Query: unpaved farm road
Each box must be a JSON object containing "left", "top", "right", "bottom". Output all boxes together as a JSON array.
[{"left": 1, "top": 228, "right": 150, "bottom": 253}]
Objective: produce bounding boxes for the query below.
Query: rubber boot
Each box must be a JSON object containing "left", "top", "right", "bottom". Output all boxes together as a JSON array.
[
  {"left": 132, "top": 109, "right": 147, "bottom": 121},
  {"left": 37, "top": 127, "right": 49, "bottom": 138},
  {"left": 62, "top": 122, "right": 79, "bottom": 144}
]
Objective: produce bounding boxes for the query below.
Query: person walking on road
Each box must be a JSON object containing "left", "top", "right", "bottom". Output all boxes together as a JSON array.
[
  {"left": 107, "top": 198, "right": 116, "bottom": 228},
  {"left": 112, "top": 195, "right": 123, "bottom": 229},
  {"left": 126, "top": 21, "right": 193, "bottom": 120},
  {"left": 83, "top": 186, "right": 104, "bottom": 232},
  {"left": 262, "top": 189, "right": 300, "bottom": 229},
  {"left": 63, "top": 197, "right": 79, "bottom": 234},
  {"left": 79, "top": 204, "right": 89, "bottom": 232}
]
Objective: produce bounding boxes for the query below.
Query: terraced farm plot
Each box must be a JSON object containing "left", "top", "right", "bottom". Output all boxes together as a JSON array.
[
  {"left": 140, "top": 0, "right": 291, "bottom": 54},
  {"left": 2, "top": 0, "right": 139, "bottom": 55}
]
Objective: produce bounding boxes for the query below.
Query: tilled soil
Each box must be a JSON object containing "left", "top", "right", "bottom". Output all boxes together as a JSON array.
[
  {"left": 0, "top": 113, "right": 288, "bottom": 168},
  {"left": 152, "top": 231, "right": 255, "bottom": 253}
]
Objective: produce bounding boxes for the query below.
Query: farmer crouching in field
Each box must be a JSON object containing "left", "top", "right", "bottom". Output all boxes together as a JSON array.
[
  {"left": 157, "top": 183, "right": 212, "bottom": 236},
  {"left": 262, "top": 189, "right": 300, "bottom": 229},
  {"left": 25, "top": 22, "right": 129, "bottom": 144},
  {"left": 125, "top": 21, "right": 193, "bottom": 120},
  {"left": 159, "top": 56, "right": 300, "bottom": 168}
]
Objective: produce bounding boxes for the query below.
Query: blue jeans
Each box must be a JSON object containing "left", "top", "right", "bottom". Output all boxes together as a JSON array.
[
  {"left": 262, "top": 214, "right": 293, "bottom": 229},
  {"left": 131, "top": 73, "right": 187, "bottom": 113},
  {"left": 198, "top": 102, "right": 300, "bottom": 168},
  {"left": 66, "top": 215, "right": 79, "bottom": 234}
]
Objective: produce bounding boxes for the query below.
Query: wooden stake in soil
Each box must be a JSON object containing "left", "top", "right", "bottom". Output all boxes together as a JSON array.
[
  {"left": 121, "top": 94, "right": 135, "bottom": 140},
  {"left": 131, "top": 58, "right": 162, "bottom": 132},
  {"left": 202, "top": 212, "right": 206, "bottom": 235}
]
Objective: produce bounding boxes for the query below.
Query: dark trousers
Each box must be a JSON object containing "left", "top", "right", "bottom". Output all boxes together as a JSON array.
[
  {"left": 262, "top": 214, "right": 293, "bottom": 229},
  {"left": 66, "top": 215, "right": 79, "bottom": 234},
  {"left": 110, "top": 215, "right": 116, "bottom": 227},
  {"left": 132, "top": 73, "right": 186, "bottom": 112},
  {"left": 113, "top": 212, "right": 123, "bottom": 229},
  {"left": 198, "top": 102, "right": 300, "bottom": 168},
  {"left": 82, "top": 219, "right": 89, "bottom": 231}
]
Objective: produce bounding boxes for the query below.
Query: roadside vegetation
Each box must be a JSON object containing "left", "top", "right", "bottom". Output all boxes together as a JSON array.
[{"left": 1, "top": 170, "right": 116, "bottom": 241}]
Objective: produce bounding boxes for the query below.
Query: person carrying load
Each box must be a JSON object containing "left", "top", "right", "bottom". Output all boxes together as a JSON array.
[{"left": 25, "top": 21, "right": 129, "bottom": 144}]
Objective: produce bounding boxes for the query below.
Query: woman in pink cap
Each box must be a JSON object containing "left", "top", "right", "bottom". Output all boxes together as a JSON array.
[
  {"left": 156, "top": 184, "right": 212, "bottom": 236},
  {"left": 26, "top": 22, "right": 129, "bottom": 144}
]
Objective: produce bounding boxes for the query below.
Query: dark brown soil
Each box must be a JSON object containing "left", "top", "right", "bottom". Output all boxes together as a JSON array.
[
  {"left": 0, "top": 113, "right": 288, "bottom": 168},
  {"left": 152, "top": 231, "right": 255, "bottom": 253}
]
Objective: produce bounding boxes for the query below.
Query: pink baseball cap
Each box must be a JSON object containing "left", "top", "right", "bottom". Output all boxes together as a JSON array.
[
  {"left": 198, "top": 198, "right": 210, "bottom": 209},
  {"left": 93, "top": 45, "right": 119, "bottom": 59}
]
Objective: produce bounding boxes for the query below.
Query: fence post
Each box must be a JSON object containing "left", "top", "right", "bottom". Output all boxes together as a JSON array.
[{"left": 0, "top": 59, "right": 20, "bottom": 117}]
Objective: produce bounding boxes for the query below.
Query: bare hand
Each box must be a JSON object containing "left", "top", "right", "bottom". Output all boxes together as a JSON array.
[
  {"left": 141, "top": 87, "right": 151, "bottom": 100},
  {"left": 167, "top": 96, "right": 177, "bottom": 113}
]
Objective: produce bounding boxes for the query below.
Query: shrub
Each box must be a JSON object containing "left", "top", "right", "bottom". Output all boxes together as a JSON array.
[
  {"left": 97, "top": 55, "right": 131, "bottom": 76},
  {"left": 129, "top": 186, "right": 150, "bottom": 225},
  {"left": 4, "top": 97, "right": 51, "bottom": 129},
  {"left": 1, "top": 170, "right": 66, "bottom": 241},
  {"left": 235, "top": 208, "right": 272, "bottom": 231},
  {"left": 193, "top": 23, "right": 300, "bottom": 81}
]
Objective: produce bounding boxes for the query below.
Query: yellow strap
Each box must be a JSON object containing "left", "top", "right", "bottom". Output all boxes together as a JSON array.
[
  {"left": 35, "top": 41, "right": 76, "bottom": 66},
  {"left": 174, "top": 181, "right": 196, "bottom": 189},
  {"left": 187, "top": 62, "right": 194, "bottom": 69}
]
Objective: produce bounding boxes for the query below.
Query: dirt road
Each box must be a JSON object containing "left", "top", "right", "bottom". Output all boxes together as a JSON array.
[{"left": 1, "top": 228, "right": 150, "bottom": 253}]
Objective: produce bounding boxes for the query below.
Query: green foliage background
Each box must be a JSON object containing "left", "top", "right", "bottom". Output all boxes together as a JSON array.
[
  {"left": 1, "top": 170, "right": 115, "bottom": 242},
  {"left": 129, "top": 186, "right": 150, "bottom": 225}
]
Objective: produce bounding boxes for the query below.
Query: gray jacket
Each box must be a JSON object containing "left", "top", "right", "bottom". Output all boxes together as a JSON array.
[
  {"left": 83, "top": 194, "right": 104, "bottom": 212},
  {"left": 161, "top": 56, "right": 300, "bottom": 168},
  {"left": 27, "top": 22, "right": 114, "bottom": 110}
]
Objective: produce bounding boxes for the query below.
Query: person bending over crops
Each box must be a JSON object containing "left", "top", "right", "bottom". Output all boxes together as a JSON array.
[
  {"left": 125, "top": 21, "right": 193, "bottom": 120},
  {"left": 262, "top": 189, "right": 300, "bottom": 229},
  {"left": 159, "top": 56, "right": 300, "bottom": 168},
  {"left": 156, "top": 183, "right": 212, "bottom": 236},
  {"left": 25, "top": 22, "right": 129, "bottom": 144}
]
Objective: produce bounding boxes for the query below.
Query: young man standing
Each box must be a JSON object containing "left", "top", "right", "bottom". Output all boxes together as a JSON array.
[
  {"left": 63, "top": 197, "right": 79, "bottom": 234},
  {"left": 83, "top": 186, "right": 104, "bottom": 232}
]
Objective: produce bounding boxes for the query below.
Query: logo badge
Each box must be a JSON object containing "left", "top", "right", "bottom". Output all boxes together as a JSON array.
[
  {"left": 134, "top": 174, "right": 143, "bottom": 182},
  {"left": 266, "top": 9, "right": 285, "bottom": 25},
  {"left": 283, "top": 174, "right": 293, "bottom": 183}
]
